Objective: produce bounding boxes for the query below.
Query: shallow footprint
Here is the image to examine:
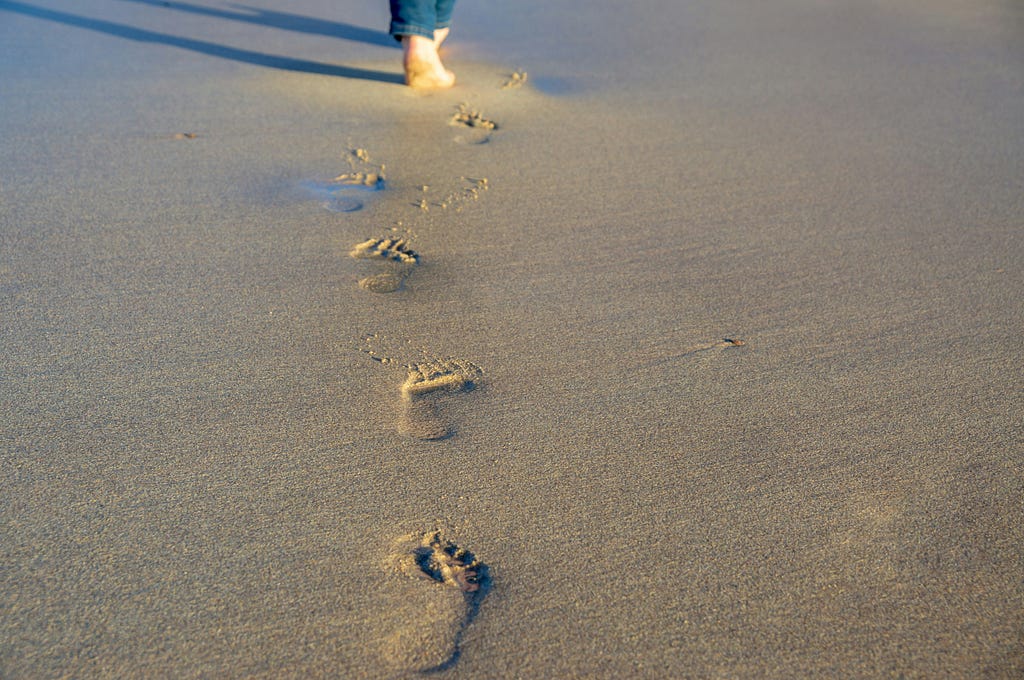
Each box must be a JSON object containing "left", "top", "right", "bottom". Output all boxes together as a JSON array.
[
  {"left": 302, "top": 173, "right": 384, "bottom": 213},
  {"left": 303, "top": 148, "right": 387, "bottom": 212},
  {"left": 501, "top": 70, "right": 528, "bottom": 90},
  {"left": 350, "top": 237, "right": 419, "bottom": 293},
  {"left": 381, "top": 531, "right": 491, "bottom": 673},
  {"left": 399, "top": 359, "right": 483, "bottom": 440},
  {"left": 450, "top": 104, "right": 498, "bottom": 145}
]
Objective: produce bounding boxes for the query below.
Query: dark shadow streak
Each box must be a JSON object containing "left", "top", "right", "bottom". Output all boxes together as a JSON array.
[
  {"left": 113, "top": 0, "right": 397, "bottom": 48},
  {"left": 0, "top": 0, "right": 404, "bottom": 84}
]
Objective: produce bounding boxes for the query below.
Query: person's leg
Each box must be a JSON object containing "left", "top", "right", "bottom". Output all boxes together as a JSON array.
[
  {"left": 433, "top": 0, "right": 455, "bottom": 45},
  {"left": 389, "top": 0, "right": 455, "bottom": 88},
  {"left": 389, "top": 0, "right": 435, "bottom": 41}
]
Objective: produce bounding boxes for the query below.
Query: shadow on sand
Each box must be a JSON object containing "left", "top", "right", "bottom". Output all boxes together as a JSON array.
[
  {"left": 0, "top": 0, "right": 403, "bottom": 84},
  {"left": 112, "top": 0, "right": 397, "bottom": 48}
]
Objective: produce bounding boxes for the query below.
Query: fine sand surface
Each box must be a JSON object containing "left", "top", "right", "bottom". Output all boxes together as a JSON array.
[{"left": 2, "top": 0, "right": 1023, "bottom": 677}]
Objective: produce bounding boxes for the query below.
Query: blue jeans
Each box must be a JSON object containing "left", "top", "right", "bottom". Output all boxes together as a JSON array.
[{"left": 389, "top": 0, "right": 455, "bottom": 40}]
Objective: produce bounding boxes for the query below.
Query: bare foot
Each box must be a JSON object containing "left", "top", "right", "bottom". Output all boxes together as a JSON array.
[
  {"left": 434, "top": 27, "right": 450, "bottom": 48},
  {"left": 402, "top": 35, "right": 455, "bottom": 89}
]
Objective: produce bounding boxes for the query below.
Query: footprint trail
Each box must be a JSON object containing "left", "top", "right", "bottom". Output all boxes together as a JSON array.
[{"left": 346, "top": 74, "right": 520, "bottom": 673}]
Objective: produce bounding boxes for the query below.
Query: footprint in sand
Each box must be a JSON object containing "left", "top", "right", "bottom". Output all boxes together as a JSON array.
[
  {"left": 349, "top": 237, "right": 419, "bottom": 293},
  {"left": 303, "top": 148, "right": 386, "bottom": 212},
  {"left": 501, "top": 70, "right": 528, "bottom": 90},
  {"left": 399, "top": 358, "right": 483, "bottom": 440},
  {"left": 417, "top": 177, "right": 489, "bottom": 213},
  {"left": 381, "top": 530, "right": 491, "bottom": 673},
  {"left": 303, "top": 172, "right": 385, "bottom": 213},
  {"left": 450, "top": 104, "right": 497, "bottom": 145}
]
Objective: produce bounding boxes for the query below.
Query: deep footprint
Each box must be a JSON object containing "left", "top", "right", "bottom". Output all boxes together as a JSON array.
[
  {"left": 349, "top": 237, "right": 419, "bottom": 293},
  {"left": 399, "top": 359, "right": 483, "bottom": 440},
  {"left": 381, "top": 531, "right": 491, "bottom": 673}
]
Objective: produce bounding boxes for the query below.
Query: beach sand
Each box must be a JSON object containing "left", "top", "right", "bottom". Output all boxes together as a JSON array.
[{"left": 1, "top": 0, "right": 1022, "bottom": 677}]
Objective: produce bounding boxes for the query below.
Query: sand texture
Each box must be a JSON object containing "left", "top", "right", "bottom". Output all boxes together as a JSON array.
[{"left": 1, "top": 0, "right": 1023, "bottom": 677}]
